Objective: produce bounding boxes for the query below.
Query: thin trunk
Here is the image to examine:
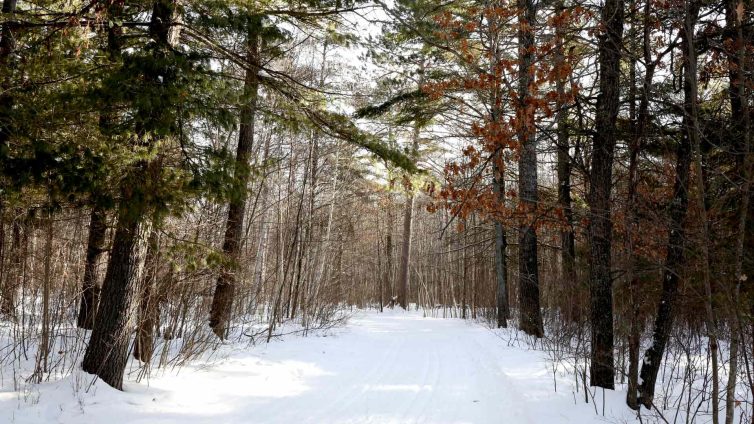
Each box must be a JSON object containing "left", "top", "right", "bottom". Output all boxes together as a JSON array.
[
  {"left": 462, "top": 225, "right": 467, "bottom": 319},
  {"left": 626, "top": 0, "right": 655, "bottom": 408},
  {"left": 517, "top": 0, "right": 543, "bottom": 338},
  {"left": 588, "top": 0, "right": 623, "bottom": 389},
  {"left": 397, "top": 74, "right": 422, "bottom": 310},
  {"left": 490, "top": 20, "right": 509, "bottom": 328},
  {"left": 34, "top": 213, "right": 53, "bottom": 382},
  {"left": 494, "top": 163, "right": 508, "bottom": 328},
  {"left": 397, "top": 189, "right": 415, "bottom": 310},
  {"left": 76, "top": 4, "right": 124, "bottom": 329},
  {"left": 725, "top": 3, "right": 749, "bottom": 423},
  {"left": 683, "top": 2, "right": 720, "bottom": 421},
  {"left": 209, "top": 22, "right": 260, "bottom": 338},
  {"left": 554, "top": 0, "right": 576, "bottom": 321},
  {"left": 637, "top": 2, "right": 696, "bottom": 407}
]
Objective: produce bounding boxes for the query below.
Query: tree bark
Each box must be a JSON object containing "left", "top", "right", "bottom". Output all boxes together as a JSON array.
[
  {"left": 0, "top": 216, "right": 19, "bottom": 317},
  {"left": 209, "top": 23, "right": 260, "bottom": 338},
  {"left": 77, "top": 207, "right": 107, "bottom": 329},
  {"left": 81, "top": 197, "right": 152, "bottom": 390},
  {"left": 588, "top": 0, "right": 624, "bottom": 389},
  {"left": 517, "top": 0, "right": 543, "bottom": 338},
  {"left": 134, "top": 230, "right": 160, "bottom": 363}
]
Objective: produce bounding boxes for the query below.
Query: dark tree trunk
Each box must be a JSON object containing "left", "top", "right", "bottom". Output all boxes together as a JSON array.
[
  {"left": 76, "top": 0, "right": 123, "bottom": 331},
  {"left": 516, "top": 0, "right": 543, "bottom": 338},
  {"left": 493, "top": 158, "right": 508, "bottom": 328},
  {"left": 1, "top": 216, "right": 20, "bottom": 316},
  {"left": 726, "top": 0, "right": 754, "bottom": 329},
  {"left": 209, "top": 24, "right": 260, "bottom": 338},
  {"left": 637, "top": 1, "right": 697, "bottom": 408},
  {"left": 489, "top": 25, "right": 509, "bottom": 328},
  {"left": 77, "top": 207, "right": 107, "bottom": 329},
  {"left": 134, "top": 231, "right": 160, "bottom": 362},
  {"left": 397, "top": 191, "right": 414, "bottom": 310},
  {"left": 588, "top": 0, "right": 624, "bottom": 389},
  {"left": 554, "top": 0, "right": 577, "bottom": 322},
  {"left": 554, "top": 14, "right": 576, "bottom": 316},
  {"left": 386, "top": 199, "right": 394, "bottom": 307},
  {"left": 626, "top": 0, "right": 655, "bottom": 409},
  {"left": 724, "top": 4, "right": 751, "bottom": 423},
  {"left": 81, "top": 198, "right": 151, "bottom": 390}
]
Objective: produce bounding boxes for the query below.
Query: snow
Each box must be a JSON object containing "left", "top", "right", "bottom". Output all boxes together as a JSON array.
[{"left": 0, "top": 310, "right": 635, "bottom": 423}]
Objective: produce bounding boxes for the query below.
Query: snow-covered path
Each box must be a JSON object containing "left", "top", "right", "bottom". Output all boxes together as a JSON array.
[{"left": 0, "top": 310, "right": 631, "bottom": 423}]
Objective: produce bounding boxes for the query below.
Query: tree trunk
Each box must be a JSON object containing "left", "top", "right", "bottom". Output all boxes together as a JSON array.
[
  {"left": 397, "top": 82, "right": 422, "bottom": 310},
  {"left": 683, "top": 2, "right": 719, "bottom": 420},
  {"left": 386, "top": 195, "right": 394, "bottom": 307},
  {"left": 493, "top": 159, "right": 508, "bottom": 328},
  {"left": 134, "top": 230, "right": 160, "bottom": 363},
  {"left": 554, "top": 0, "right": 576, "bottom": 321},
  {"left": 33, "top": 213, "right": 53, "bottom": 382},
  {"left": 725, "top": 3, "right": 749, "bottom": 423},
  {"left": 636, "top": 3, "right": 696, "bottom": 407},
  {"left": 81, "top": 198, "right": 152, "bottom": 390},
  {"left": 588, "top": 0, "right": 623, "bottom": 389},
  {"left": 209, "top": 23, "right": 260, "bottom": 338},
  {"left": 626, "top": 0, "right": 655, "bottom": 408},
  {"left": 77, "top": 207, "right": 107, "bottom": 329},
  {"left": 516, "top": 0, "right": 543, "bottom": 338},
  {"left": 1, "top": 216, "right": 19, "bottom": 316},
  {"left": 397, "top": 189, "right": 415, "bottom": 310}
]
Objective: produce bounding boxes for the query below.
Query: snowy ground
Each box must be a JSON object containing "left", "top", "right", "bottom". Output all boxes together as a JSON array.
[{"left": 0, "top": 309, "right": 637, "bottom": 423}]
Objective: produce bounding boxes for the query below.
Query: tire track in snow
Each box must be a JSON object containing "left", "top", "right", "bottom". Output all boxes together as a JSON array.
[{"left": 303, "top": 323, "right": 406, "bottom": 424}]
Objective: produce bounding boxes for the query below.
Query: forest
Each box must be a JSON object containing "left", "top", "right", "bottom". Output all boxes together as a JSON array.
[{"left": 0, "top": 0, "right": 752, "bottom": 422}]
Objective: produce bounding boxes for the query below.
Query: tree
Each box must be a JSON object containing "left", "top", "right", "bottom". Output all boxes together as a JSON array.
[
  {"left": 82, "top": 0, "right": 184, "bottom": 390},
  {"left": 209, "top": 16, "right": 262, "bottom": 339},
  {"left": 636, "top": 0, "right": 695, "bottom": 406},
  {"left": 516, "top": 0, "right": 543, "bottom": 338},
  {"left": 587, "top": 0, "right": 624, "bottom": 389}
]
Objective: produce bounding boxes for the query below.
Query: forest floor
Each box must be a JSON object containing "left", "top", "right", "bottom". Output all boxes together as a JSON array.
[{"left": 0, "top": 309, "right": 636, "bottom": 423}]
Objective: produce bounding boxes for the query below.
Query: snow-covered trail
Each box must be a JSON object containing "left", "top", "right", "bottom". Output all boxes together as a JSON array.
[{"left": 0, "top": 310, "right": 632, "bottom": 423}]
